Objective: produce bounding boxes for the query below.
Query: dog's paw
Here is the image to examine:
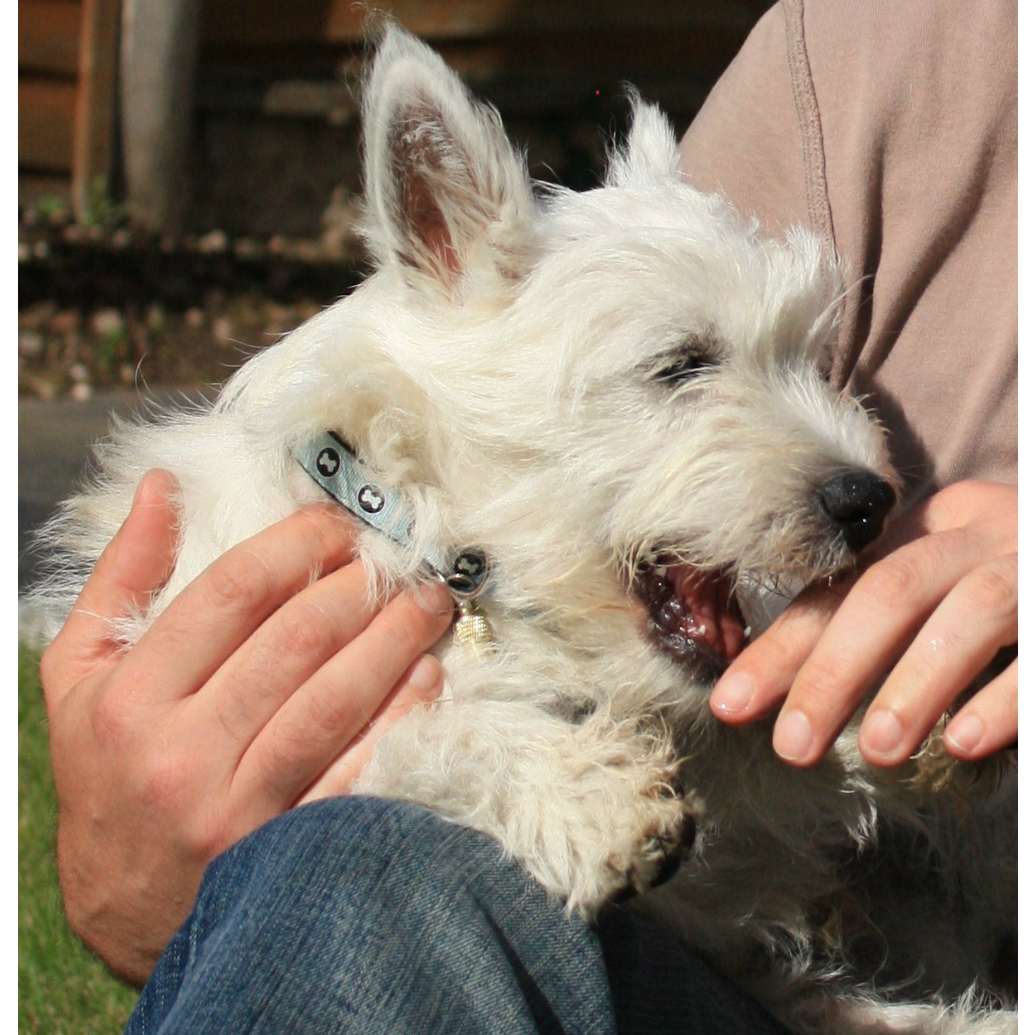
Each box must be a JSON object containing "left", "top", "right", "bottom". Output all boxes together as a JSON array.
[{"left": 599, "top": 772, "right": 701, "bottom": 907}]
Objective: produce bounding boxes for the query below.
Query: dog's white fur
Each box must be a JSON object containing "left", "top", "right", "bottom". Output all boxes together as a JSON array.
[{"left": 30, "top": 27, "right": 1015, "bottom": 1035}]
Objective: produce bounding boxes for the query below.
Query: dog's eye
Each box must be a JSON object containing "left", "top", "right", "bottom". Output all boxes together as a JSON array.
[
  {"left": 653, "top": 355, "right": 711, "bottom": 383},
  {"left": 649, "top": 340, "right": 718, "bottom": 385}
]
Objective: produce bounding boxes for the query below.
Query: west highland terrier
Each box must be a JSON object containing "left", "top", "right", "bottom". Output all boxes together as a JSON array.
[{"left": 30, "top": 26, "right": 1015, "bottom": 1035}]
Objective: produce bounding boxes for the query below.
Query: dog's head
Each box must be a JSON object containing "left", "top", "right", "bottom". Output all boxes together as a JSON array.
[{"left": 275, "top": 26, "right": 897, "bottom": 689}]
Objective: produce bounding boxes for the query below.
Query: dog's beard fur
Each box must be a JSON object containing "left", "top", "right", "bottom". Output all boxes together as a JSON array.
[{"left": 27, "top": 24, "right": 1015, "bottom": 1035}]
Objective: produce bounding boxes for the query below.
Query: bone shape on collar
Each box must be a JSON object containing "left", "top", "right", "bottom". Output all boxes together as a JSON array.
[{"left": 294, "top": 431, "right": 490, "bottom": 600}]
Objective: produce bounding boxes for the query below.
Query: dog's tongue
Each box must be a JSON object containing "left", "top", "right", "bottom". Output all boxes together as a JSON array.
[{"left": 667, "top": 564, "right": 746, "bottom": 664}]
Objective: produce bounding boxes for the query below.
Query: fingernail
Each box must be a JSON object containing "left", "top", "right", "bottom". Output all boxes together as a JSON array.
[
  {"left": 414, "top": 580, "right": 453, "bottom": 616},
  {"left": 132, "top": 471, "right": 160, "bottom": 508},
  {"left": 406, "top": 654, "right": 442, "bottom": 695},
  {"left": 712, "top": 672, "right": 755, "bottom": 715},
  {"left": 944, "top": 712, "right": 985, "bottom": 755},
  {"left": 134, "top": 469, "right": 177, "bottom": 509},
  {"left": 859, "top": 708, "right": 904, "bottom": 758},
  {"left": 773, "top": 709, "right": 814, "bottom": 761}
]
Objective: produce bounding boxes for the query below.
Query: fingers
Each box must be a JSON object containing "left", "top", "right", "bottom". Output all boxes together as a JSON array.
[
  {"left": 944, "top": 658, "right": 1018, "bottom": 760},
  {"left": 194, "top": 559, "right": 379, "bottom": 746},
  {"left": 709, "top": 480, "right": 1017, "bottom": 770},
  {"left": 857, "top": 553, "right": 1017, "bottom": 765},
  {"left": 765, "top": 530, "right": 991, "bottom": 765},
  {"left": 42, "top": 470, "right": 181, "bottom": 704},
  {"left": 298, "top": 653, "right": 445, "bottom": 802},
  {"left": 230, "top": 580, "right": 453, "bottom": 815},
  {"left": 709, "top": 582, "right": 844, "bottom": 723},
  {"left": 121, "top": 504, "right": 361, "bottom": 702}
]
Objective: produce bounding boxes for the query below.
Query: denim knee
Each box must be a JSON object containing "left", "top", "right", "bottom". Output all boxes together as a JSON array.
[{"left": 127, "top": 797, "right": 615, "bottom": 1035}]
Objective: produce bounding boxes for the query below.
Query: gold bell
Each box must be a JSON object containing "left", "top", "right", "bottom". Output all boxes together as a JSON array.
[{"left": 453, "top": 599, "right": 496, "bottom": 657}]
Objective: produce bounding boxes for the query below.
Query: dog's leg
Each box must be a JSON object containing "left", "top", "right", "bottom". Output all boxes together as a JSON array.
[{"left": 354, "top": 698, "right": 700, "bottom": 915}]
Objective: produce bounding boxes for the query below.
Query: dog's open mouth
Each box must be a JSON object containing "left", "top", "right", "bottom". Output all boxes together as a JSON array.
[{"left": 633, "top": 557, "right": 746, "bottom": 677}]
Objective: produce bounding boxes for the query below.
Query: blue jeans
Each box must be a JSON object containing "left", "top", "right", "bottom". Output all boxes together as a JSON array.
[{"left": 125, "top": 797, "right": 786, "bottom": 1034}]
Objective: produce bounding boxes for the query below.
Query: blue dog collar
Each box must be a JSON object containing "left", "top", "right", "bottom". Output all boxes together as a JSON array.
[{"left": 294, "top": 431, "right": 491, "bottom": 601}]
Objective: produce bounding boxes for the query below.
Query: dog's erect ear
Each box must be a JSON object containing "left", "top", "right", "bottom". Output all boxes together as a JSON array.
[
  {"left": 606, "top": 92, "right": 681, "bottom": 189},
  {"left": 362, "top": 24, "right": 534, "bottom": 291}
]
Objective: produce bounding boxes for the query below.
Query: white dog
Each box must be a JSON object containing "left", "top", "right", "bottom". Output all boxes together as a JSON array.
[{"left": 30, "top": 26, "right": 1015, "bottom": 1035}]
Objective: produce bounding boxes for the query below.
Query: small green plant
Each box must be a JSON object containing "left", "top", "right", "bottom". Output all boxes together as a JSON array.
[
  {"left": 80, "top": 176, "right": 128, "bottom": 231},
  {"left": 95, "top": 326, "right": 130, "bottom": 374},
  {"left": 36, "top": 194, "right": 70, "bottom": 222}
]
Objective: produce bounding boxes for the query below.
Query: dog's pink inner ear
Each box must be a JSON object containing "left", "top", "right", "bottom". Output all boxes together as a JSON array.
[
  {"left": 398, "top": 168, "right": 462, "bottom": 276},
  {"left": 390, "top": 112, "right": 464, "bottom": 277}
]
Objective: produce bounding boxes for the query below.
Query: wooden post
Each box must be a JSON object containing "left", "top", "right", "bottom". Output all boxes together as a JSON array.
[
  {"left": 120, "top": 0, "right": 201, "bottom": 232},
  {"left": 72, "top": 0, "right": 121, "bottom": 221}
]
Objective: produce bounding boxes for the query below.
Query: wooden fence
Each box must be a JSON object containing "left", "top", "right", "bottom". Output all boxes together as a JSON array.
[
  {"left": 19, "top": 0, "right": 770, "bottom": 231},
  {"left": 19, "top": 0, "right": 120, "bottom": 214}
]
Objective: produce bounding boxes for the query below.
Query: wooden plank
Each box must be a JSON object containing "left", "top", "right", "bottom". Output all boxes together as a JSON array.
[
  {"left": 72, "top": 0, "right": 121, "bottom": 217},
  {"left": 18, "top": 78, "right": 76, "bottom": 171},
  {"left": 18, "top": 0, "right": 82, "bottom": 76},
  {"left": 201, "top": 0, "right": 769, "bottom": 46}
]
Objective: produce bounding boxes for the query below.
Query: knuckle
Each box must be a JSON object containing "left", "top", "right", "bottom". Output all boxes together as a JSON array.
[
  {"left": 795, "top": 652, "right": 852, "bottom": 705},
  {"left": 389, "top": 614, "right": 429, "bottom": 660},
  {"left": 754, "top": 633, "right": 806, "bottom": 680},
  {"left": 89, "top": 692, "right": 133, "bottom": 745},
  {"left": 964, "top": 561, "right": 1017, "bottom": 618},
  {"left": 254, "top": 716, "right": 311, "bottom": 793},
  {"left": 893, "top": 649, "right": 944, "bottom": 703},
  {"left": 252, "top": 739, "right": 290, "bottom": 793},
  {"left": 206, "top": 550, "right": 274, "bottom": 613},
  {"left": 296, "top": 681, "right": 358, "bottom": 740},
  {"left": 398, "top": 597, "right": 452, "bottom": 650},
  {"left": 297, "top": 506, "right": 358, "bottom": 560},
  {"left": 751, "top": 605, "right": 825, "bottom": 672},
  {"left": 859, "top": 555, "right": 926, "bottom": 610},
  {"left": 276, "top": 602, "right": 338, "bottom": 661}
]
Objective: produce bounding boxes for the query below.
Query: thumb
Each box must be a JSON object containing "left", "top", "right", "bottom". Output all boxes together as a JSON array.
[{"left": 44, "top": 470, "right": 181, "bottom": 692}]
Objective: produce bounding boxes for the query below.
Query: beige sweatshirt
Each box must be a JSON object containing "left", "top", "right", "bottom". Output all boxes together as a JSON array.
[{"left": 677, "top": 0, "right": 1017, "bottom": 500}]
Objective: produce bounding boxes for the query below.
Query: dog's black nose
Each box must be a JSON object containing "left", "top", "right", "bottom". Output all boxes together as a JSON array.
[{"left": 816, "top": 470, "right": 896, "bottom": 554}]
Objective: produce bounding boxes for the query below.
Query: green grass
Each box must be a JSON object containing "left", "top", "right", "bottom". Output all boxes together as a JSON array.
[{"left": 19, "top": 644, "right": 138, "bottom": 1034}]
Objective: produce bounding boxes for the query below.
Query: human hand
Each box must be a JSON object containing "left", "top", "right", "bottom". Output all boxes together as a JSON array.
[
  {"left": 709, "top": 480, "right": 1017, "bottom": 768},
  {"left": 39, "top": 469, "right": 453, "bottom": 985}
]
